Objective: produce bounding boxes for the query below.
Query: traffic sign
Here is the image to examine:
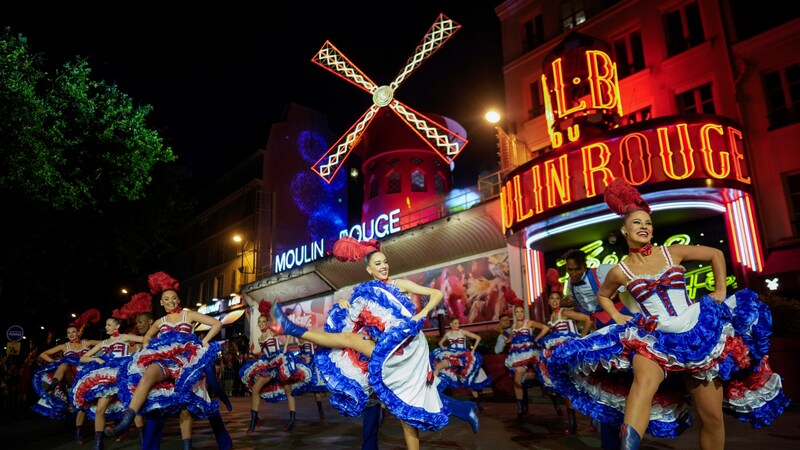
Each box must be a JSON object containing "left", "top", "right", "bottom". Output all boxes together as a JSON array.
[
  {"left": 6, "top": 325, "right": 24, "bottom": 342},
  {"left": 6, "top": 341, "right": 20, "bottom": 355}
]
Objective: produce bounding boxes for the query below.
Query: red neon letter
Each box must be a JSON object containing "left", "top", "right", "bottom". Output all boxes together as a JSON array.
[
  {"left": 727, "top": 127, "right": 750, "bottom": 184},
  {"left": 513, "top": 174, "right": 534, "bottom": 221},
  {"left": 500, "top": 183, "right": 515, "bottom": 230},
  {"left": 698, "top": 123, "right": 730, "bottom": 179},
  {"left": 657, "top": 124, "right": 696, "bottom": 180},
  {"left": 618, "top": 132, "right": 652, "bottom": 185},
  {"left": 581, "top": 143, "right": 615, "bottom": 198},
  {"left": 550, "top": 58, "right": 586, "bottom": 119},
  {"left": 544, "top": 155, "right": 571, "bottom": 208},
  {"left": 586, "top": 50, "right": 618, "bottom": 110}
]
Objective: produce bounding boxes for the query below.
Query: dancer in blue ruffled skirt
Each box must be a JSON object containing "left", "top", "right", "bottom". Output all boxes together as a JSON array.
[
  {"left": 269, "top": 237, "right": 478, "bottom": 450},
  {"left": 106, "top": 271, "right": 228, "bottom": 450},
  {"left": 241, "top": 301, "right": 311, "bottom": 433},
  {"left": 504, "top": 304, "right": 550, "bottom": 418},
  {"left": 72, "top": 316, "right": 142, "bottom": 449},
  {"left": 32, "top": 312, "right": 100, "bottom": 444},
  {"left": 545, "top": 179, "right": 790, "bottom": 449},
  {"left": 431, "top": 316, "right": 491, "bottom": 411}
]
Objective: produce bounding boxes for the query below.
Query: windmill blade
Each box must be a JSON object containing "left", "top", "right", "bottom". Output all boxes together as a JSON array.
[
  {"left": 312, "top": 105, "right": 382, "bottom": 183},
  {"left": 391, "top": 13, "right": 461, "bottom": 90},
  {"left": 312, "top": 41, "right": 378, "bottom": 94},
  {"left": 389, "top": 100, "right": 468, "bottom": 163}
]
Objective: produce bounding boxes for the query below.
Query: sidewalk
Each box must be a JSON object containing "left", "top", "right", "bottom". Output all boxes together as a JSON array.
[{"left": 2, "top": 393, "right": 797, "bottom": 449}]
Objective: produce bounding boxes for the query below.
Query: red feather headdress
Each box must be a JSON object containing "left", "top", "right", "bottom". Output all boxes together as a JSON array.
[
  {"left": 70, "top": 308, "right": 101, "bottom": 330},
  {"left": 546, "top": 268, "right": 563, "bottom": 293},
  {"left": 501, "top": 285, "right": 523, "bottom": 307},
  {"left": 148, "top": 271, "right": 180, "bottom": 295},
  {"left": 332, "top": 237, "right": 381, "bottom": 263},
  {"left": 603, "top": 178, "right": 651, "bottom": 216},
  {"left": 258, "top": 299, "right": 273, "bottom": 318},
  {"left": 113, "top": 292, "right": 153, "bottom": 320}
]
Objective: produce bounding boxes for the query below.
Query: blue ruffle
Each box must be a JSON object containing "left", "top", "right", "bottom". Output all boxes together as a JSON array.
[{"left": 30, "top": 355, "right": 81, "bottom": 419}]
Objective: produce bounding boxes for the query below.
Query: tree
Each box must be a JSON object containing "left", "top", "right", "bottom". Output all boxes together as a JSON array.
[{"left": 0, "top": 28, "right": 190, "bottom": 337}]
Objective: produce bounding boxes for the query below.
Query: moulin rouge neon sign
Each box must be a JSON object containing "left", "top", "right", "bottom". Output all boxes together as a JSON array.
[{"left": 502, "top": 34, "right": 751, "bottom": 233}]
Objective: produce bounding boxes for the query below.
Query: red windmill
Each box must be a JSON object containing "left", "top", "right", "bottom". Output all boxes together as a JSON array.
[{"left": 310, "top": 13, "right": 469, "bottom": 185}]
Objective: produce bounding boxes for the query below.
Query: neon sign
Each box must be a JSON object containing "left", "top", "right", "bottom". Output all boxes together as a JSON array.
[
  {"left": 275, "top": 208, "right": 401, "bottom": 272},
  {"left": 501, "top": 116, "right": 751, "bottom": 233}
]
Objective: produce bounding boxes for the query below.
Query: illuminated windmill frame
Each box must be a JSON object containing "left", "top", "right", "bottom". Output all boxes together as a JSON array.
[{"left": 311, "top": 13, "right": 469, "bottom": 183}]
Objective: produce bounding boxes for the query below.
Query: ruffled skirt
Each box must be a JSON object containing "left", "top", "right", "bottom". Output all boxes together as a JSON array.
[
  {"left": 292, "top": 352, "right": 328, "bottom": 395},
  {"left": 30, "top": 355, "right": 81, "bottom": 419},
  {"left": 71, "top": 356, "right": 129, "bottom": 420},
  {"left": 504, "top": 333, "right": 541, "bottom": 385},
  {"left": 239, "top": 351, "right": 311, "bottom": 402},
  {"left": 314, "top": 280, "right": 449, "bottom": 431},
  {"left": 431, "top": 347, "right": 492, "bottom": 391},
  {"left": 545, "top": 288, "right": 790, "bottom": 438},
  {"left": 119, "top": 331, "right": 220, "bottom": 419}
]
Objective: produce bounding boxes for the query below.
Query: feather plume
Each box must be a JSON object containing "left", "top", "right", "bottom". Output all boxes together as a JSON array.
[
  {"left": 148, "top": 271, "right": 180, "bottom": 295},
  {"left": 113, "top": 292, "right": 153, "bottom": 320},
  {"left": 258, "top": 299, "right": 273, "bottom": 318},
  {"left": 70, "top": 308, "right": 101, "bottom": 329},
  {"left": 546, "top": 268, "right": 563, "bottom": 292},
  {"left": 603, "top": 178, "right": 650, "bottom": 216},
  {"left": 332, "top": 237, "right": 381, "bottom": 263}
]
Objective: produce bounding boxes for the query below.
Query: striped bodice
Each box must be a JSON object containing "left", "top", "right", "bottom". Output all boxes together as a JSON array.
[
  {"left": 548, "top": 310, "right": 578, "bottom": 334},
  {"left": 511, "top": 326, "right": 532, "bottom": 337},
  {"left": 300, "top": 342, "right": 314, "bottom": 354},
  {"left": 64, "top": 340, "right": 90, "bottom": 357},
  {"left": 102, "top": 336, "right": 129, "bottom": 358},
  {"left": 446, "top": 332, "right": 468, "bottom": 350},
  {"left": 619, "top": 246, "right": 693, "bottom": 319},
  {"left": 158, "top": 310, "right": 194, "bottom": 336},
  {"left": 259, "top": 336, "right": 281, "bottom": 356}
]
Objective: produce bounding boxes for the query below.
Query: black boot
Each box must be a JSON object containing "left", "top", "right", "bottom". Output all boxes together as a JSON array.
[
  {"left": 137, "top": 426, "right": 144, "bottom": 445},
  {"left": 181, "top": 438, "right": 192, "bottom": 450},
  {"left": 564, "top": 408, "right": 577, "bottom": 435},
  {"left": 516, "top": 400, "right": 525, "bottom": 419},
  {"left": 550, "top": 394, "right": 563, "bottom": 416},
  {"left": 206, "top": 364, "right": 232, "bottom": 412},
  {"left": 473, "top": 395, "right": 483, "bottom": 413},
  {"left": 93, "top": 431, "right": 104, "bottom": 450},
  {"left": 283, "top": 411, "right": 297, "bottom": 431},
  {"left": 44, "top": 377, "right": 60, "bottom": 394},
  {"left": 208, "top": 411, "right": 233, "bottom": 450},
  {"left": 106, "top": 408, "right": 136, "bottom": 437},
  {"left": 247, "top": 410, "right": 259, "bottom": 433},
  {"left": 317, "top": 400, "right": 325, "bottom": 420},
  {"left": 75, "top": 426, "right": 85, "bottom": 445},
  {"left": 521, "top": 388, "right": 529, "bottom": 415}
]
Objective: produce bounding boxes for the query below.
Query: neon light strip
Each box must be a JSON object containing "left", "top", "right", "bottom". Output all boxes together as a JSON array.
[
  {"left": 525, "top": 200, "right": 727, "bottom": 247},
  {"left": 736, "top": 198, "right": 757, "bottom": 270},
  {"left": 725, "top": 201, "right": 744, "bottom": 268},
  {"left": 744, "top": 194, "right": 764, "bottom": 272},
  {"left": 524, "top": 249, "right": 535, "bottom": 306}
]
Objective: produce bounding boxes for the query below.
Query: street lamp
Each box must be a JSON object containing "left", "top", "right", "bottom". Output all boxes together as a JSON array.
[{"left": 232, "top": 234, "right": 255, "bottom": 285}]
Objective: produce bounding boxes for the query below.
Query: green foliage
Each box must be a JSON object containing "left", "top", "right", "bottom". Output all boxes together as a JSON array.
[
  {"left": 761, "top": 293, "right": 800, "bottom": 337},
  {"left": 0, "top": 27, "right": 175, "bottom": 210}
]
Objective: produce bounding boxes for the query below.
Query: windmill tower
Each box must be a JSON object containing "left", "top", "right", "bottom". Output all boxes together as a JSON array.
[{"left": 311, "top": 14, "right": 469, "bottom": 232}]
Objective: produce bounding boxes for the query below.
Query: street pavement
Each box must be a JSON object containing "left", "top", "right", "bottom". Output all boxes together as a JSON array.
[{"left": 3, "top": 392, "right": 798, "bottom": 449}]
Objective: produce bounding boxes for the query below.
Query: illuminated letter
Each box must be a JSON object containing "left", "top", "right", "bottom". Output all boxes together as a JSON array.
[
  {"left": 513, "top": 174, "right": 534, "bottom": 220},
  {"left": 550, "top": 58, "right": 586, "bottom": 119},
  {"left": 585, "top": 50, "right": 618, "bottom": 110},
  {"left": 581, "top": 143, "right": 615, "bottom": 197},
  {"left": 618, "top": 132, "right": 652, "bottom": 185},
  {"left": 313, "top": 239, "right": 324, "bottom": 261},
  {"left": 375, "top": 214, "right": 389, "bottom": 238},
  {"left": 698, "top": 123, "right": 730, "bottom": 179},
  {"left": 727, "top": 127, "right": 750, "bottom": 183},
  {"left": 389, "top": 209, "right": 401, "bottom": 233},
  {"left": 657, "top": 124, "right": 696, "bottom": 180},
  {"left": 529, "top": 166, "right": 545, "bottom": 214},
  {"left": 544, "top": 155, "right": 571, "bottom": 208},
  {"left": 500, "top": 183, "right": 515, "bottom": 230}
]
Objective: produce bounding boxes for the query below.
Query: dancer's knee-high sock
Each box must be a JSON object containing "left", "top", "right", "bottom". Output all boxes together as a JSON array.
[
  {"left": 247, "top": 410, "right": 259, "bottom": 433},
  {"left": 316, "top": 400, "right": 325, "bottom": 420},
  {"left": 362, "top": 401, "right": 381, "bottom": 450},
  {"left": 205, "top": 364, "right": 232, "bottom": 411},
  {"left": 181, "top": 438, "right": 192, "bottom": 450},
  {"left": 142, "top": 416, "right": 165, "bottom": 450},
  {"left": 283, "top": 411, "right": 297, "bottom": 431},
  {"left": 92, "top": 431, "right": 104, "bottom": 450},
  {"left": 208, "top": 411, "right": 233, "bottom": 450},
  {"left": 106, "top": 408, "right": 136, "bottom": 437}
]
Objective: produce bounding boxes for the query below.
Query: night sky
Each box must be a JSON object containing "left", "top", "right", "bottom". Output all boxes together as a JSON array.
[
  {"left": 2, "top": 2, "right": 505, "bottom": 346},
  {"left": 4, "top": 1, "right": 505, "bottom": 185}
]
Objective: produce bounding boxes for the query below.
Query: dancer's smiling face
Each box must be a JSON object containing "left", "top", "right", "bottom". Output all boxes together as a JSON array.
[
  {"left": 366, "top": 252, "right": 390, "bottom": 281},
  {"left": 160, "top": 289, "right": 181, "bottom": 313},
  {"left": 66, "top": 326, "right": 79, "bottom": 342},
  {"left": 622, "top": 210, "right": 653, "bottom": 247},
  {"left": 257, "top": 315, "right": 268, "bottom": 331},
  {"left": 548, "top": 292, "right": 563, "bottom": 309}
]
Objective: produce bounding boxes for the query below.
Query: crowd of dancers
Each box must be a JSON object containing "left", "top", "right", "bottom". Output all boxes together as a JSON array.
[{"left": 30, "top": 179, "right": 790, "bottom": 449}]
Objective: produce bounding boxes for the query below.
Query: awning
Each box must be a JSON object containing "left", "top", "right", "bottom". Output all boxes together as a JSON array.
[
  {"left": 220, "top": 309, "right": 246, "bottom": 325},
  {"left": 760, "top": 247, "right": 800, "bottom": 276}
]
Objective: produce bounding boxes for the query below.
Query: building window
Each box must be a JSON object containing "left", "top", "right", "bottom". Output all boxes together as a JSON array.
[
  {"left": 387, "top": 171, "right": 401, "bottom": 194},
  {"left": 785, "top": 171, "right": 800, "bottom": 236},
  {"left": 560, "top": 0, "right": 586, "bottom": 31},
  {"left": 214, "top": 274, "right": 224, "bottom": 298},
  {"left": 522, "top": 15, "right": 544, "bottom": 52},
  {"left": 199, "top": 280, "right": 208, "bottom": 303},
  {"left": 411, "top": 170, "right": 426, "bottom": 192},
  {"left": 676, "top": 83, "right": 714, "bottom": 114},
  {"left": 613, "top": 30, "right": 645, "bottom": 78},
  {"left": 230, "top": 270, "right": 238, "bottom": 294},
  {"left": 368, "top": 175, "right": 379, "bottom": 199},
  {"left": 763, "top": 63, "right": 800, "bottom": 130},
  {"left": 664, "top": 1, "right": 704, "bottom": 57},
  {"left": 622, "top": 106, "right": 652, "bottom": 126},
  {"left": 529, "top": 80, "right": 544, "bottom": 119},
  {"left": 435, "top": 173, "right": 446, "bottom": 195}
]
